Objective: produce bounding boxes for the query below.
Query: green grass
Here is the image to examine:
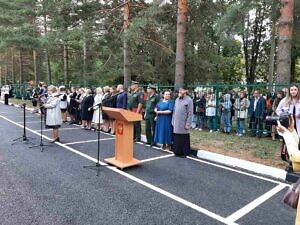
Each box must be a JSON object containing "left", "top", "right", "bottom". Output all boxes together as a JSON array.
[
  {"left": 189, "top": 130, "right": 286, "bottom": 168},
  {"left": 9, "top": 98, "right": 32, "bottom": 106}
]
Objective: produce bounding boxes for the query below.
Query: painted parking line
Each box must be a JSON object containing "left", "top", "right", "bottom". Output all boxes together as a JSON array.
[
  {"left": 71, "top": 123, "right": 116, "bottom": 137},
  {"left": 5, "top": 115, "right": 37, "bottom": 118},
  {"left": 64, "top": 138, "right": 115, "bottom": 145},
  {"left": 0, "top": 114, "right": 238, "bottom": 225},
  {"left": 141, "top": 154, "right": 174, "bottom": 163},
  {"left": 16, "top": 121, "right": 40, "bottom": 124},
  {"left": 39, "top": 127, "right": 82, "bottom": 132},
  {"left": 226, "top": 183, "right": 287, "bottom": 223},
  {"left": 186, "top": 156, "right": 289, "bottom": 187}
]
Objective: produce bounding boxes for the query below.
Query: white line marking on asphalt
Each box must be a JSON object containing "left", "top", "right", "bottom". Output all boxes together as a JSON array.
[
  {"left": 6, "top": 115, "right": 37, "bottom": 118},
  {"left": 16, "top": 121, "right": 40, "bottom": 123},
  {"left": 0, "top": 114, "right": 238, "bottom": 225},
  {"left": 71, "top": 123, "right": 116, "bottom": 137},
  {"left": 39, "top": 127, "right": 81, "bottom": 132},
  {"left": 226, "top": 184, "right": 287, "bottom": 222},
  {"left": 141, "top": 154, "right": 174, "bottom": 163},
  {"left": 65, "top": 138, "right": 115, "bottom": 145},
  {"left": 187, "top": 156, "right": 290, "bottom": 187},
  {"left": 107, "top": 166, "right": 239, "bottom": 225}
]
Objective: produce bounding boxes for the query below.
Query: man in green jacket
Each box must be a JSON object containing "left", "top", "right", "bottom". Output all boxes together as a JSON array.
[
  {"left": 127, "top": 81, "right": 144, "bottom": 142},
  {"left": 145, "top": 84, "right": 160, "bottom": 146}
]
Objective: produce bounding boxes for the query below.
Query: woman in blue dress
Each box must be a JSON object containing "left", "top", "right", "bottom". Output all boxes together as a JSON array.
[{"left": 154, "top": 91, "right": 174, "bottom": 150}]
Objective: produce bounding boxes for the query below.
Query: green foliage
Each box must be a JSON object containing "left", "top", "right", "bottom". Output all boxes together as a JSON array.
[{"left": 0, "top": 0, "right": 298, "bottom": 86}]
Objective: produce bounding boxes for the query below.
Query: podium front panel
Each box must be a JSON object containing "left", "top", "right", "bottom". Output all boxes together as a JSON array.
[{"left": 115, "top": 120, "right": 133, "bottom": 163}]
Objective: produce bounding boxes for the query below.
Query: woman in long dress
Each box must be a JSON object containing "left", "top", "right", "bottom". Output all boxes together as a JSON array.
[
  {"left": 92, "top": 87, "right": 103, "bottom": 130},
  {"left": 154, "top": 91, "right": 174, "bottom": 150}
]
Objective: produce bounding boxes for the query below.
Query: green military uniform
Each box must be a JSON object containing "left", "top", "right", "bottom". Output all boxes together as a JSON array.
[
  {"left": 145, "top": 85, "right": 160, "bottom": 145},
  {"left": 127, "top": 87, "right": 144, "bottom": 142}
]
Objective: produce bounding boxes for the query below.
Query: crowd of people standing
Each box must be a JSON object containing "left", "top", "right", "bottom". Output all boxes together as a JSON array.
[
  {"left": 192, "top": 87, "right": 288, "bottom": 139},
  {"left": 29, "top": 81, "right": 300, "bottom": 158},
  {"left": 30, "top": 82, "right": 193, "bottom": 157}
]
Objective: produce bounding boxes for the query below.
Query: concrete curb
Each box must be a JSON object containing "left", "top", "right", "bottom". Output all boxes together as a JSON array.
[
  {"left": 196, "top": 150, "right": 287, "bottom": 181},
  {"left": 1, "top": 100, "right": 288, "bottom": 181}
]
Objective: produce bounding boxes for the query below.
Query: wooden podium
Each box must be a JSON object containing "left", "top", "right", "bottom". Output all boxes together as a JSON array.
[{"left": 102, "top": 107, "right": 142, "bottom": 169}]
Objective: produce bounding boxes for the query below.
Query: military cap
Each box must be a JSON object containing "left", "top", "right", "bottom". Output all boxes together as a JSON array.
[
  {"left": 131, "top": 81, "right": 139, "bottom": 85},
  {"left": 147, "top": 84, "right": 157, "bottom": 90},
  {"left": 175, "top": 83, "right": 188, "bottom": 90}
]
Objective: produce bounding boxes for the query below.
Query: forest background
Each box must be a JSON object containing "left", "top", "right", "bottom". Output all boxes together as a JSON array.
[{"left": 0, "top": 0, "right": 299, "bottom": 88}]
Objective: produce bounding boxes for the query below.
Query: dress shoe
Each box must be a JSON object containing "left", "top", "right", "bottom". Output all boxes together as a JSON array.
[{"left": 50, "top": 137, "right": 60, "bottom": 143}]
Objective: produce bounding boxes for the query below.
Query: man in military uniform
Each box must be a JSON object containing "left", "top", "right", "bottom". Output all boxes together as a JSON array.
[
  {"left": 145, "top": 84, "right": 160, "bottom": 146},
  {"left": 127, "top": 81, "right": 144, "bottom": 142}
]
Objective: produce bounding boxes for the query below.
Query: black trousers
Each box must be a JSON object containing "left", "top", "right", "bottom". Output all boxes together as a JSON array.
[
  {"left": 134, "top": 121, "right": 141, "bottom": 141},
  {"left": 172, "top": 133, "right": 191, "bottom": 156}
]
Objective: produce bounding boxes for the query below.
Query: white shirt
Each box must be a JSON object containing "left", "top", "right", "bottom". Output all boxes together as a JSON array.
[{"left": 254, "top": 98, "right": 258, "bottom": 112}]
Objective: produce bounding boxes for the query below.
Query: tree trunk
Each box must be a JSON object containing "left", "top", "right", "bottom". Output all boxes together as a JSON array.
[
  {"left": 268, "top": 2, "right": 277, "bottom": 90},
  {"left": 19, "top": 51, "right": 24, "bottom": 83},
  {"left": 33, "top": 50, "right": 38, "bottom": 84},
  {"left": 4, "top": 62, "right": 8, "bottom": 85},
  {"left": 290, "top": 47, "right": 296, "bottom": 82},
  {"left": 174, "top": 0, "right": 187, "bottom": 88},
  {"left": 243, "top": 15, "right": 250, "bottom": 83},
  {"left": 43, "top": 14, "right": 51, "bottom": 84},
  {"left": 0, "top": 65, "right": 2, "bottom": 86},
  {"left": 63, "top": 44, "right": 68, "bottom": 84},
  {"left": 123, "top": 0, "right": 131, "bottom": 89},
  {"left": 276, "top": 0, "right": 294, "bottom": 83},
  {"left": 83, "top": 38, "right": 87, "bottom": 86},
  {"left": 45, "top": 49, "right": 51, "bottom": 84},
  {"left": 11, "top": 54, "right": 15, "bottom": 83},
  {"left": 249, "top": 8, "right": 264, "bottom": 84}
]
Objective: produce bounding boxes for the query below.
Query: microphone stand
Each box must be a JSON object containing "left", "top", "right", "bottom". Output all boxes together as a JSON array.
[
  {"left": 29, "top": 106, "right": 49, "bottom": 152},
  {"left": 83, "top": 102, "right": 103, "bottom": 176},
  {"left": 12, "top": 103, "right": 35, "bottom": 145}
]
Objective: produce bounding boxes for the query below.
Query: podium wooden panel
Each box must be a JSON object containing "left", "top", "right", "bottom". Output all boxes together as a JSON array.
[{"left": 102, "top": 107, "right": 142, "bottom": 169}]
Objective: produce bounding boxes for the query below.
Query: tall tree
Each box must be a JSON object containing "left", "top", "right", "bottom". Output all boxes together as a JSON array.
[
  {"left": 174, "top": 0, "right": 187, "bottom": 88},
  {"left": 268, "top": 0, "right": 279, "bottom": 88},
  {"left": 276, "top": 0, "right": 294, "bottom": 83},
  {"left": 123, "top": 0, "right": 131, "bottom": 89}
]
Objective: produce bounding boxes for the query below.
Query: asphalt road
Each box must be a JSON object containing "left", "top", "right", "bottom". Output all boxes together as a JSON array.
[{"left": 0, "top": 103, "right": 296, "bottom": 225}]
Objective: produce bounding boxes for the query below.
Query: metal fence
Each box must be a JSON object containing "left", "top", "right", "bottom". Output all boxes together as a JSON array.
[
  {"left": 2, "top": 82, "right": 293, "bottom": 135},
  {"left": 140, "top": 83, "right": 291, "bottom": 135}
]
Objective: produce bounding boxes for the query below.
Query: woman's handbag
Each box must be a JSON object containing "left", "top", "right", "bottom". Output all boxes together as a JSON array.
[{"left": 283, "top": 178, "right": 300, "bottom": 209}]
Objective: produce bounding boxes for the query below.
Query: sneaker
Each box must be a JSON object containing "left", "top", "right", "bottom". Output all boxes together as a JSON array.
[
  {"left": 198, "top": 128, "right": 202, "bottom": 131},
  {"left": 210, "top": 130, "right": 213, "bottom": 133}
]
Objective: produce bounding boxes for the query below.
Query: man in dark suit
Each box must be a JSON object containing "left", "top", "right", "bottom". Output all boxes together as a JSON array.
[{"left": 248, "top": 90, "right": 266, "bottom": 137}]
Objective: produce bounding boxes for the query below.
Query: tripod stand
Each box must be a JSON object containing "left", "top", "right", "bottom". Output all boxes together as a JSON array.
[
  {"left": 83, "top": 102, "right": 102, "bottom": 176},
  {"left": 12, "top": 103, "right": 34, "bottom": 145},
  {"left": 29, "top": 107, "right": 49, "bottom": 152}
]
